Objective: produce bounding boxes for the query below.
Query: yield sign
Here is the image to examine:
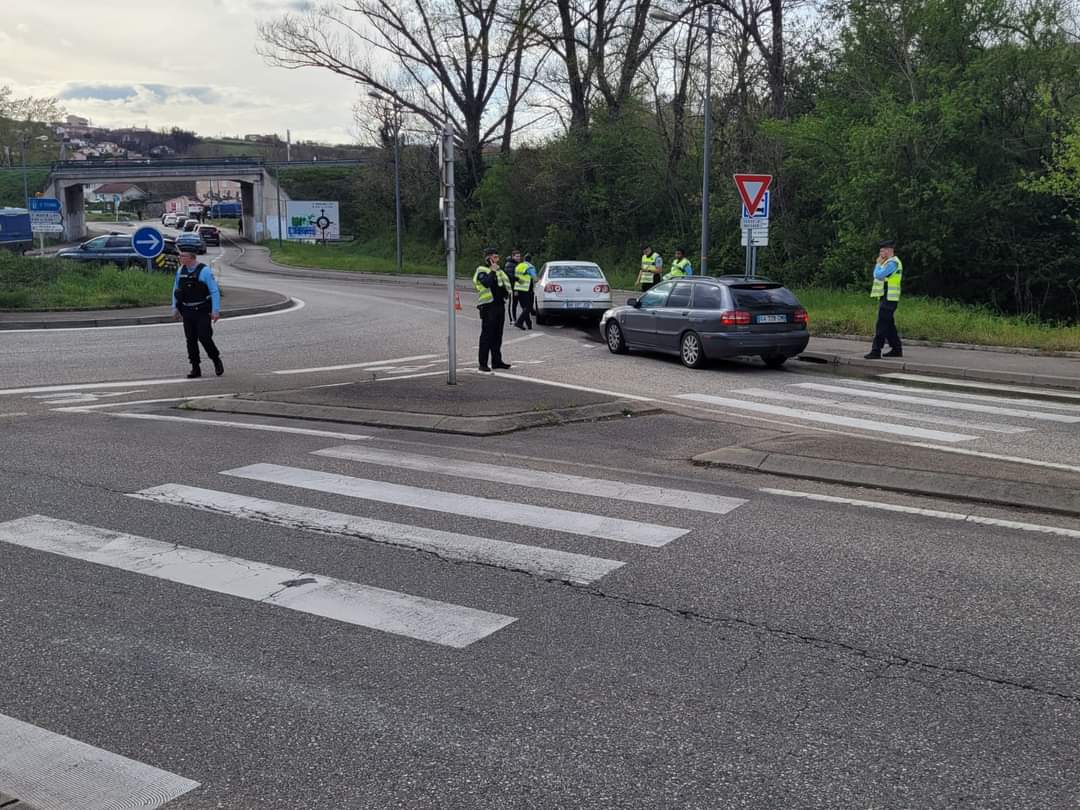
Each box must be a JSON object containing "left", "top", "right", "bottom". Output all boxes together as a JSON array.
[{"left": 733, "top": 174, "right": 772, "bottom": 218}]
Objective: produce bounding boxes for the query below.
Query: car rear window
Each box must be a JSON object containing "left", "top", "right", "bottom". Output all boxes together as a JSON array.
[
  {"left": 691, "top": 284, "right": 725, "bottom": 309},
  {"left": 548, "top": 265, "right": 603, "bottom": 279},
  {"left": 730, "top": 285, "right": 799, "bottom": 308}
]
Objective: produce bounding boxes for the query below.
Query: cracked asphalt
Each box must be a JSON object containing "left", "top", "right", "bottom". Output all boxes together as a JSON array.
[{"left": 2, "top": 251, "right": 1079, "bottom": 808}]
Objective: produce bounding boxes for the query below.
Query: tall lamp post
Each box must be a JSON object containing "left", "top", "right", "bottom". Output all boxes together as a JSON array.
[
  {"left": 369, "top": 92, "right": 404, "bottom": 275},
  {"left": 16, "top": 131, "right": 31, "bottom": 208},
  {"left": 651, "top": 6, "right": 716, "bottom": 276}
]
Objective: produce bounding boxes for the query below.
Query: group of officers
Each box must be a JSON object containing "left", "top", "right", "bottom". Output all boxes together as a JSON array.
[
  {"left": 472, "top": 247, "right": 538, "bottom": 372},
  {"left": 636, "top": 244, "right": 694, "bottom": 290}
]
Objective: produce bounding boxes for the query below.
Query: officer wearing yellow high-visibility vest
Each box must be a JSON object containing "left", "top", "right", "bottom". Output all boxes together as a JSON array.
[
  {"left": 864, "top": 239, "right": 903, "bottom": 359},
  {"left": 636, "top": 244, "right": 663, "bottom": 291},
  {"left": 474, "top": 247, "right": 514, "bottom": 372},
  {"left": 662, "top": 247, "right": 693, "bottom": 281},
  {"left": 513, "top": 253, "right": 538, "bottom": 330}
]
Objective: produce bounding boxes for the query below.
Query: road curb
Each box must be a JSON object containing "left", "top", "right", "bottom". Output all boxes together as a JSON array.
[
  {"left": 180, "top": 396, "right": 659, "bottom": 435},
  {"left": 0, "top": 292, "right": 295, "bottom": 330},
  {"left": 796, "top": 350, "right": 1080, "bottom": 394},
  {"left": 232, "top": 249, "right": 474, "bottom": 289},
  {"left": 691, "top": 447, "right": 1080, "bottom": 517}
]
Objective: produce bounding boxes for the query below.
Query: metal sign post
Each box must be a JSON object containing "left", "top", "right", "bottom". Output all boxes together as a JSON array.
[{"left": 440, "top": 123, "right": 457, "bottom": 385}]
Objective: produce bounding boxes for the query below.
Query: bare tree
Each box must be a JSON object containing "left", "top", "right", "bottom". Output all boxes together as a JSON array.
[{"left": 258, "top": 0, "right": 545, "bottom": 196}]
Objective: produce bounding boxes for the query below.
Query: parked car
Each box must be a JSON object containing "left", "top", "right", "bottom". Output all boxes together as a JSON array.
[
  {"left": 56, "top": 234, "right": 179, "bottom": 270},
  {"left": 175, "top": 232, "right": 207, "bottom": 255},
  {"left": 600, "top": 276, "right": 810, "bottom": 369},
  {"left": 533, "top": 261, "right": 612, "bottom": 325},
  {"left": 196, "top": 224, "right": 220, "bottom": 246},
  {"left": 181, "top": 218, "right": 200, "bottom": 232}
]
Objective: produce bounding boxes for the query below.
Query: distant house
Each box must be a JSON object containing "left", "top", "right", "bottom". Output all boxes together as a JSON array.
[
  {"left": 66, "top": 114, "right": 90, "bottom": 127},
  {"left": 86, "top": 183, "right": 147, "bottom": 204}
]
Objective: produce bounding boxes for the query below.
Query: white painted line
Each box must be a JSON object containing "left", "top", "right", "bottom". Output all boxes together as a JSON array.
[
  {"left": 51, "top": 393, "right": 234, "bottom": 412},
  {"left": 733, "top": 388, "right": 1031, "bottom": 434},
  {"left": 761, "top": 488, "right": 1080, "bottom": 540},
  {"left": 273, "top": 353, "right": 441, "bottom": 375},
  {"left": 503, "top": 332, "right": 546, "bottom": 346},
  {"left": 0, "top": 515, "right": 514, "bottom": 648},
  {"left": 903, "top": 443, "right": 1080, "bottom": 475},
  {"left": 0, "top": 412, "right": 26, "bottom": 418},
  {"left": 675, "top": 393, "right": 976, "bottom": 442},
  {"left": 0, "top": 297, "right": 304, "bottom": 334},
  {"left": 792, "top": 382, "right": 1080, "bottom": 423},
  {"left": 0, "top": 378, "right": 193, "bottom": 396},
  {"left": 0, "top": 712, "right": 199, "bottom": 809},
  {"left": 109, "top": 412, "right": 372, "bottom": 440},
  {"left": 880, "top": 373, "right": 1080, "bottom": 404},
  {"left": 223, "top": 464, "right": 687, "bottom": 547},
  {"left": 496, "top": 373, "right": 657, "bottom": 403},
  {"left": 133, "top": 484, "right": 623, "bottom": 584},
  {"left": 315, "top": 445, "right": 747, "bottom": 515},
  {"left": 856, "top": 376, "right": 1080, "bottom": 412}
]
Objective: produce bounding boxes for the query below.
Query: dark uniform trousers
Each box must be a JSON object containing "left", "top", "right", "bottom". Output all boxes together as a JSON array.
[
  {"left": 478, "top": 301, "right": 506, "bottom": 367},
  {"left": 871, "top": 301, "right": 901, "bottom": 353},
  {"left": 182, "top": 311, "right": 221, "bottom": 367},
  {"left": 515, "top": 289, "right": 534, "bottom": 329}
]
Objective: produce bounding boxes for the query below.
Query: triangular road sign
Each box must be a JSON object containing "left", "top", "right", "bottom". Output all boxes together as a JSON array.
[{"left": 733, "top": 174, "right": 772, "bottom": 217}]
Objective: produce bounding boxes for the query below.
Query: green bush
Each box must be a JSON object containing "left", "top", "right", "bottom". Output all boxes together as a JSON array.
[{"left": 0, "top": 252, "right": 174, "bottom": 310}]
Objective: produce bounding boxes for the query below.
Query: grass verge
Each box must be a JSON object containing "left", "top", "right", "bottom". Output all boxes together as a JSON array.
[
  {"left": 268, "top": 241, "right": 1080, "bottom": 351},
  {"left": 0, "top": 252, "right": 174, "bottom": 311}
]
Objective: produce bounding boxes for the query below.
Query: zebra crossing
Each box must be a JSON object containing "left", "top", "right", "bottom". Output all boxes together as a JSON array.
[
  {"left": 676, "top": 376, "right": 1080, "bottom": 444},
  {"left": 0, "top": 441, "right": 746, "bottom": 651}
]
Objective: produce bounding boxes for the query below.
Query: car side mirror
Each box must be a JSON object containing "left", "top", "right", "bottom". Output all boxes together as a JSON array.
[
  {"left": 79, "top": 243, "right": 87, "bottom": 250},
  {"left": 627, "top": 297, "right": 639, "bottom": 308}
]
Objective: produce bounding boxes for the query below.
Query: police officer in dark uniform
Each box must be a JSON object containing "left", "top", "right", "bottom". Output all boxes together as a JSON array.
[
  {"left": 172, "top": 249, "right": 224, "bottom": 378},
  {"left": 474, "top": 247, "right": 513, "bottom": 373}
]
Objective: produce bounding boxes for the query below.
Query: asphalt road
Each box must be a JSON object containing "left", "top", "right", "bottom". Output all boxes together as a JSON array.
[{"left": 2, "top": 239, "right": 1080, "bottom": 808}]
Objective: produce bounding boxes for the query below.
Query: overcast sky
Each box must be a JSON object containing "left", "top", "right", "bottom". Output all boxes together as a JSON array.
[{"left": 1, "top": 0, "right": 364, "bottom": 144}]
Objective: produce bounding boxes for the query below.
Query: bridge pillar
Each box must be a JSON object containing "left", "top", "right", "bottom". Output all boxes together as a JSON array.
[
  {"left": 56, "top": 182, "right": 85, "bottom": 242},
  {"left": 240, "top": 181, "right": 256, "bottom": 243}
]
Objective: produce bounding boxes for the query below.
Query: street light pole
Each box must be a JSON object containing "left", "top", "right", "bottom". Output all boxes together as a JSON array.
[
  {"left": 700, "top": 5, "right": 714, "bottom": 277},
  {"left": 19, "top": 133, "right": 29, "bottom": 208},
  {"left": 369, "top": 92, "right": 404, "bottom": 275}
]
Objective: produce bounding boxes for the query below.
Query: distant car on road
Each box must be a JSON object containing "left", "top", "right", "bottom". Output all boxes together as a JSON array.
[
  {"left": 534, "top": 261, "right": 612, "bottom": 325},
  {"left": 196, "top": 225, "right": 220, "bottom": 246},
  {"left": 162, "top": 213, "right": 180, "bottom": 227},
  {"left": 56, "top": 234, "right": 179, "bottom": 271},
  {"left": 600, "top": 276, "right": 810, "bottom": 369},
  {"left": 175, "top": 232, "right": 206, "bottom": 255},
  {"left": 181, "top": 218, "right": 200, "bottom": 232}
]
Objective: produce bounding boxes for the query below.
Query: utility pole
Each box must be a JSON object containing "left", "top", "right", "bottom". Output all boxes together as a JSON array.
[
  {"left": 369, "top": 92, "right": 404, "bottom": 275},
  {"left": 440, "top": 123, "right": 457, "bottom": 385}
]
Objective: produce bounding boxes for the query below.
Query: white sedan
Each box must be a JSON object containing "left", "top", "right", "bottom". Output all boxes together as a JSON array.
[{"left": 534, "top": 261, "right": 612, "bottom": 325}]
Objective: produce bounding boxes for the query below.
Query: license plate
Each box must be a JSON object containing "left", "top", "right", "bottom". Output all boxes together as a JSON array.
[
  {"left": 756, "top": 314, "right": 787, "bottom": 324},
  {"left": 566, "top": 302, "right": 590, "bottom": 309}
]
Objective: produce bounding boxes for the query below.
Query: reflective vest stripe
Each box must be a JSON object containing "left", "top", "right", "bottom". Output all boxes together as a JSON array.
[
  {"left": 514, "top": 262, "right": 533, "bottom": 292},
  {"left": 473, "top": 266, "right": 493, "bottom": 306},
  {"left": 637, "top": 253, "right": 661, "bottom": 284},
  {"left": 664, "top": 258, "right": 691, "bottom": 280},
  {"left": 870, "top": 257, "right": 903, "bottom": 302}
]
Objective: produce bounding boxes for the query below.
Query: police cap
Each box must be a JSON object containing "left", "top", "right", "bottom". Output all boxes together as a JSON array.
[
  {"left": 878, "top": 239, "right": 896, "bottom": 249},
  {"left": 483, "top": 247, "right": 499, "bottom": 257}
]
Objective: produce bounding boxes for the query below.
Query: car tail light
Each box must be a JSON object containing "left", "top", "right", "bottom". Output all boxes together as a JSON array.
[
  {"left": 793, "top": 308, "right": 809, "bottom": 325},
  {"left": 719, "top": 309, "right": 752, "bottom": 326},
  {"left": 544, "top": 283, "right": 562, "bottom": 293},
  {"left": 593, "top": 284, "right": 609, "bottom": 293}
]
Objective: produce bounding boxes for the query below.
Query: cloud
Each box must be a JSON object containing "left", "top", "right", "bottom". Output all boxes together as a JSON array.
[
  {"left": 215, "top": 0, "right": 315, "bottom": 12},
  {"left": 58, "top": 83, "right": 225, "bottom": 105}
]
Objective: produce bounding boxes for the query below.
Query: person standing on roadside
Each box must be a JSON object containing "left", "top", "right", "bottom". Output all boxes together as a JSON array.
[
  {"left": 504, "top": 247, "right": 523, "bottom": 323},
  {"left": 513, "top": 252, "right": 538, "bottom": 330},
  {"left": 474, "top": 247, "right": 513, "bottom": 372},
  {"left": 636, "top": 244, "right": 663, "bottom": 291},
  {"left": 172, "top": 249, "right": 224, "bottom": 378},
  {"left": 864, "top": 239, "right": 903, "bottom": 359},
  {"left": 663, "top": 246, "right": 693, "bottom": 280}
]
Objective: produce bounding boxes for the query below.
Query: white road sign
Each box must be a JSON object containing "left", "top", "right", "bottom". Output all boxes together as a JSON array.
[
  {"left": 30, "top": 212, "right": 63, "bottom": 234},
  {"left": 286, "top": 201, "right": 340, "bottom": 240}
]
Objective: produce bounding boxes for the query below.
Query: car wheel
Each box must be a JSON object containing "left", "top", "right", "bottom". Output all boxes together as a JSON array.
[
  {"left": 535, "top": 309, "right": 550, "bottom": 326},
  {"left": 606, "top": 320, "right": 628, "bottom": 354},
  {"left": 762, "top": 354, "right": 788, "bottom": 369},
  {"left": 680, "top": 331, "right": 706, "bottom": 369}
]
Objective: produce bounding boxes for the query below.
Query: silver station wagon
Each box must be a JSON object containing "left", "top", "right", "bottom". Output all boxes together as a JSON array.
[{"left": 600, "top": 276, "right": 810, "bottom": 368}]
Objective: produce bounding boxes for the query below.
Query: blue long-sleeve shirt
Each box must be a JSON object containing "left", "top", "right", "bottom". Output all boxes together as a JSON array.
[
  {"left": 172, "top": 264, "right": 221, "bottom": 314},
  {"left": 873, "top": 258, "right": 899, "bottom": 280}
]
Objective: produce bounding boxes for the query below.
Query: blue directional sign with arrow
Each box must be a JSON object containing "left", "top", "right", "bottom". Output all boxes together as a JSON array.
[
  {"left": 132, "top": 226, "right": 164, "bottom": 259},
  {"left": 29, "top": 198, "right": 61, "bottom": 213}
]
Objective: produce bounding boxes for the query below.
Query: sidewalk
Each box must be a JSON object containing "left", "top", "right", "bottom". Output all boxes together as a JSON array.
[{"left": 0, "top": 286, "right": 292, "bottom": 330}]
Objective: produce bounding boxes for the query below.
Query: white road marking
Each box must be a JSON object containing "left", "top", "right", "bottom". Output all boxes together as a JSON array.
[
  {"left": 0, "top": 412, "right": 27, "bottom": 418},
  {"left": 273, "top": 353, "right": 441, "bottom": 375},
  {"left": 503, "top": 332, "right": 546, "bottom": 346},
  {"left": 223, "top": 464, "right": 688, "bottom": 547},
  {"left": 792, "top": 382, "right": 1080, "bottom": 423},
  {"left": 733, "top": 388, "right": 1031, "bottom": 434},
  {"left": 761, "top": 488, "right": 1080, "bottom": 540},
  {"left": 36, "top": 390, "right": 146, "bottom": 405},
  {"left": 108, "top": 412, "right": 372, "bottom": 440},
  {"left": 675, "top": 393, "right": 976, "bottom": 442},
  {"left": 880, "top": 373, "right": 1080, "bottom": 404},
  {"left": 132, "top": 484, "right": 623, "bottom": 584},
  {"left": 851, "top": 376, "right": 1080, "bottom": 412},
  {"left": 0, "top": 515, "right": 514, "bottom": 648},
  {"left": 0, "top": 712, "right": 199, "bottom": 810},
  {"left": 51, "top": 393, "right": 234, "bottom": 412},
  {"left": 315, "top": 445, "right": 747, "bottom": 515},
  {"left": 903, "top": 443, "right": 1080, "bottom": 475},
  {"left": 0, "top": 297, "right": 304, "bottom": 334},
  {"left": 497, "top": 373, "right": 657, "bottom": 402},
  {"left": 0, "top": 378, "right": 193, "bottom": 396}
]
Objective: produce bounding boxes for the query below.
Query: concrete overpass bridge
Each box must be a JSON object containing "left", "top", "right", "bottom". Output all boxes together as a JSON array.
[{"left": 44, "top": 157, "right": 360, "bottom": 243}]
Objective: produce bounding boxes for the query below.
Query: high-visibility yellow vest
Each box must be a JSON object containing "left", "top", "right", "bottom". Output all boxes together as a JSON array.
[
  {"left": 664, "top": 258, "right": 691, "bottom": 280},
  {"left": 514, "top": 261, "right": 534, "bottom": 292},
  {"left": 870, "top": 256, "right": 903, "bottom": 302},
  {"left": 473, "top": 265, "right": 511, "bottom": 306},
  {"left": 637, "top": 252, "right": 661, "bottom": 285}
]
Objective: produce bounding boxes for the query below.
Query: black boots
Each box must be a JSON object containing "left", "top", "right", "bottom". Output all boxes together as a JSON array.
[
  {"left": 213, "top": 357, "right": 225, "bottom": 376},
  {"left": 187, "top": 366, "right": 202, "bottom": 378}
]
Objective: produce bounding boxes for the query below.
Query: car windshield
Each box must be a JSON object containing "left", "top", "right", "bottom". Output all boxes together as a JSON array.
[
  {"left": 548, "top": 265, "right": 603, "bottom": 279},
  {"left": 730, "top": 285, "right": 799, "bottom": 308}
]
